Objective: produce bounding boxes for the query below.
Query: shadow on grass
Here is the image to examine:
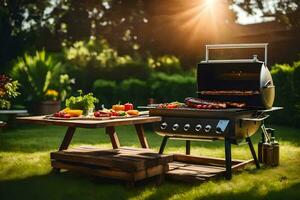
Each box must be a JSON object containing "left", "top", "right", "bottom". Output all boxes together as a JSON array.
[
  {"left": 195, "top": 182, "right": 300, "bottom": 200},
  {"left": 0, "top": 171, "right": 195, "bottom": 200},
  {"left": 1, "top": 170, "right": 299, "bottom": 200}
]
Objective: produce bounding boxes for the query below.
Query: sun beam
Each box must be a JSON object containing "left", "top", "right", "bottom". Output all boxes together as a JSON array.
[{"left": 174, "top": 0, "right": 229, "bottom": 44}]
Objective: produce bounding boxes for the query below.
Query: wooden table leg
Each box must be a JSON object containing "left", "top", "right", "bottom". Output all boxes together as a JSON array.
[
  {"left": 106, "top": 126, "right": 120, "bottom": 149},
  {"left": 134, "top": 124, "right": 149, "bottom": 149},
  {"left": 59, "top": 127, "right": 76, "bottom": 151},
  {"left": 53, "top": 127, "right": 76, "bottom": 173}
]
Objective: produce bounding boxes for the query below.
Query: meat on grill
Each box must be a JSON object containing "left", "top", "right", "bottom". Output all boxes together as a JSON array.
[
  {"left": 185, "top": 97, "right": 227, "bottom": 109},
  {"left": 185, "top": 97, "right": 246, "bottom": 109},
  {"left": 198, "top": 90, "right": 260, "bottom": 96}
]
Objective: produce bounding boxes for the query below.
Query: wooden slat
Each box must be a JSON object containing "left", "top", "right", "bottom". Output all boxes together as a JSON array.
[
  {"left": 51, "top": 152, "right": 145, "bottom": 171},
  {"left": 51, "top": 161, "right": 133, "bottom": 180},
  {"left": 51, "top": 161, "right": 167, "bottom": 182},
  {"left": 17, "top": 115, "right": 162, "bottom": 128},
  {"left": 232, "top": 159, "right": 254, "bottom": 172},
  {"left": 167, "top": 154, "right": 254, "bottom": 183},
  {"left": 51, "top": 146, "right": 173, "bottom": 172},
  {"left": 173, "top": 154, "right": 243, "bottom": 166}
]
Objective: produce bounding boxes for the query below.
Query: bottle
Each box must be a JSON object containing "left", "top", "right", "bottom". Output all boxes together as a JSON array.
[
  {"left": 263, "top": 141, "right": 273, "bottom": 165},
  {"left": 271, "top": 136, "right": 280, "bottom": 166},
  {"left": 258, "top": 132, "right": 265, "bottom": 163}
]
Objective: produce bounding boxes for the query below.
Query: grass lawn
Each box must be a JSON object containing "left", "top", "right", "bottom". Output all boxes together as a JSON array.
[{"left": 0, "top": 123, "right": 300, "bottom": 200}]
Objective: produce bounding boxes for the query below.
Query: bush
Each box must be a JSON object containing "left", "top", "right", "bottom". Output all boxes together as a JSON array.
[
  {"left": 93, "top": 79, "right": 117, "bottom": 107},
  {"left": 149, "top": 72, "right": 197, "bottom": 103},
  {"left": 119, "top": 78, "right": 149, "bottom": 106},
  {"left": 270, "top": 62, "right": 300, "bottom": 127},
  {"left": 10, "top": 50, "right": 73, "bottom": 103},
  {"left": 64, "top": 38, "right": 151, "bottom": 91},
  {"left": 148, "top": 55, "right": 182, "bottom": 74}
]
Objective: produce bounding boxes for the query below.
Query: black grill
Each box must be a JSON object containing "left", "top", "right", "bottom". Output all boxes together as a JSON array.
[{"left": 147, "top": 43, "right": 283, "bottom": 180}]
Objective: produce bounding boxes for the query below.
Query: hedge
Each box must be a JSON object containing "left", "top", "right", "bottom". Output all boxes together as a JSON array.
[
  {"left": 92, "top": 72, "right": 197, "bottom": 107},
  {"left": 269, "top": 61, "right": 300, "bottom": 127}
]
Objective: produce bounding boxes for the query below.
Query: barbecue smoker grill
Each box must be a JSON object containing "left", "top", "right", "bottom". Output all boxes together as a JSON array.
[{"left": 149, "top": 43, "right": 282, "bottom": 179}]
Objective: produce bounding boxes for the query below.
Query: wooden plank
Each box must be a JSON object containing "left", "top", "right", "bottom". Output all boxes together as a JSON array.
[
  {"left": 59, "top": 127, "right": 76, "bottom": 151},
  {"left": 232, "top": 159, "right": 254, "bottom": 172},
  {"left": 106, "top": 127, "right": 120, "bottom": 149},
  {"left": 51, "top": 152, "right": 145, "bottom": 171},
  {"left": 17, "top": 115, "right": 162, "bottom": 128},
  {"left": 167, "top": 155, "right": 255, "bottom": 183},
  {"left": 133, "top": 165, "right": 165, "bottom": 181},
  {"left": 52, "top": 147, "right": 173, "bottom": 171},
  {"left": 51, "top": 161, "right": 133, "bottom": 180},
  {"left": 173, "top": 154, "right": 243, "bottom": 166},
  {"left": 51, "top": 161, "right": 167, "bottom": 182},
  {"left": 134, "top": 124, "right": 149, "bottom": 148}
]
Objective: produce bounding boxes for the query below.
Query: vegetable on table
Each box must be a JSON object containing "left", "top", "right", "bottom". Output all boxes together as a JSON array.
[
  {"left": 65, "top": 90, "right": 98, "bottom": 115},
  {"left": 112, "top": 104, "right": 125, "bottom": 111},
  {"left": 124, "top": 103, "right": 134, "bottom": 111}
]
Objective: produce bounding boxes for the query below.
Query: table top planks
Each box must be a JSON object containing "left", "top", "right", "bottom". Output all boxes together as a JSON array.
[{"left": 16, "top": 115, "right": 162, "bottom": 128}]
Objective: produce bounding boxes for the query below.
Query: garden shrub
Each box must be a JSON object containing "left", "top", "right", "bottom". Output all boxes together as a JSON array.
[
  {"left": 148, "top": 55, "right": 182, "bottom": 74},
  {"left": 64, "top": 38, "right": 151, "bottom": 91},
  {"left": 119, "top": 78, "right": 149, "bottom": 106},
  {"left": 149, "top": 72, "right": 197, "bottom": 103},
  {"left": 10, "top": 50, "right": 73, "bottom": 103},
  {"left": 93, "top": 79, "right": 117, "bottom": 107},
  {"left": 270, "top": 62, "right": 300, "bottom": 127}
]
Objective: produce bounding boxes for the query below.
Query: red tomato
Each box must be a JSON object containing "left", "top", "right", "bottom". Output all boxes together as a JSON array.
[
  {"left": 167, "top": 104, "right": 177, "bottom": 109},
  {"left": 196, "top": 104, "right": 203, "bottom": 109},
  {"left": 124, "top": 103, "right": 134, "bottom": 111},
  {"left": 94, "top": 111, "right": 100, "bottom": 117},
  {"left": 111, "top": 111, "right": 119, "bottom": 116},
  {"left": 202, "top": 105, "right": 208, "bottom": 109},
  {"left": 54, "top": 112, "right": 60, "bottom": 117},
  {"left": 63, "top": 114, "right": 71, "bottom": 118}
]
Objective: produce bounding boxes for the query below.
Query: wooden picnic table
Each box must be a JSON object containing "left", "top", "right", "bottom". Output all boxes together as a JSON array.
[
  {"left": 17, "top": 115, "right": 162, "bottom": 150},
  {"left": 16, "top": 115, "right": 172, "bottom": 185}
]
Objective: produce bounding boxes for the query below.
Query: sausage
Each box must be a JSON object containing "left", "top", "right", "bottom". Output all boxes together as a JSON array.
[{"left": 185, "top": 97, "right": 227, "bottom": 109}]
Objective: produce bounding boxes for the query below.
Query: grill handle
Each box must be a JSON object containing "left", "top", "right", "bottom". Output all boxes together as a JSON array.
[
  {"left": 241, "top": 115, "right": 270, "bottom": 122},
  {"left": 204, "top": 43, "right": 268, "bottom": 66}
]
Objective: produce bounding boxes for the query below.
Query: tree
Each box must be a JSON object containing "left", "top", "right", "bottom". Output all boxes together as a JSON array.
[{"left": 231, "top": 0, "right": 300, "bottom": 29}]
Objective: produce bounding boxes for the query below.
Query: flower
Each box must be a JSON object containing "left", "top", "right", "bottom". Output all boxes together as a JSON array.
[{"left": 45, "top": 89, "right": 59, "bottom": 101}]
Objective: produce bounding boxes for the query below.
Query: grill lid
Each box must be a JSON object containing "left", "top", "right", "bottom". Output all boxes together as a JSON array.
[{"left": 197, "top": 44, "right": 275, "bottom": 109}]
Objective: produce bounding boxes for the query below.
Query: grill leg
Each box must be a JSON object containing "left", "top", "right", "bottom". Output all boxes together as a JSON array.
[
  {"left": 246, "top": 137, "right": 260, "bottom": 169},
  {"left": 186, "top": 140, "right": 191, "bottom": 155},
  {"left": 159, "top": 136, "right": 168, "bottom": 154},
  {"left": 225, "top": 137, "right": 232, "bottom": 180}
]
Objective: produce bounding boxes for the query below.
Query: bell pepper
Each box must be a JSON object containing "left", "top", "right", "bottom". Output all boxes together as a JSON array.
[{"left": 124, "top": 103, "right": 134, "bottom": 111}]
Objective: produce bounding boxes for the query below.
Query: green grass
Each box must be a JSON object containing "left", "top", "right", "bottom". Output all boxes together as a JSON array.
[{"left": 0, "top": 124, "right": 300, "bottom": 200}]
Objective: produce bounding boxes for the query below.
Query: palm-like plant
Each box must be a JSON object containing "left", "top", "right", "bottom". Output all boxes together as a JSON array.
[{"left": 11, "top": 50, "right": 63, "bottom": 102}]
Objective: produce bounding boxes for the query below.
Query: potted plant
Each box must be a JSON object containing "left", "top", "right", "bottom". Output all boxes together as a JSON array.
[
  {"left": 65, "top": 90, "right": 98, "bottom": 115},
  {"left": 0, "top": 74, "right": 20, "bottom": 110},
  {"left": 11, "top": 50, "right": 74, "bottom": 115}
]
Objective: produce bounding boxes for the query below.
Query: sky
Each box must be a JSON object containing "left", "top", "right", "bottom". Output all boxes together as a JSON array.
[{"left": 233, "top": 5, "right": 274, "bottom": 25}]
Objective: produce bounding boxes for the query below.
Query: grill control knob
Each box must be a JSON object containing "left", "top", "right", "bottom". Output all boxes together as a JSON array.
[
  {"left": 195, "top": 124, "right": 202, "bottom": 132},
  {"left": 172, "top": 124, "right": 179, "bottom": 131},
  {"left": 204, "top": 125, "right": 212, "bottom": 133},
  {"left": 160, "top": 122, "right": 167, "bottom": 130},
  {"left": 184, "top": 124, "right": 190, "bottom": 131},
  {"left": 216, "top": 127, "right": 222, "bottom": 134}
]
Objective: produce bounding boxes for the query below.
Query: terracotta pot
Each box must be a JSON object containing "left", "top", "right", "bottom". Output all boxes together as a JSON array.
[{"left": 34, "top": 101, "right": 61, "bottom": 115}]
